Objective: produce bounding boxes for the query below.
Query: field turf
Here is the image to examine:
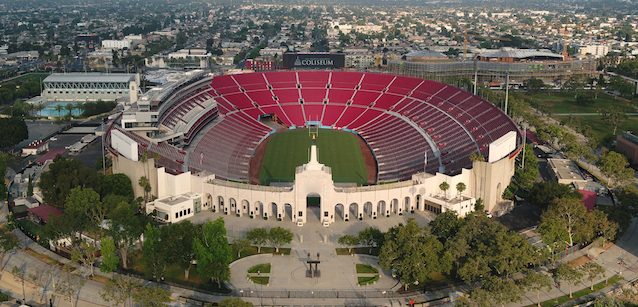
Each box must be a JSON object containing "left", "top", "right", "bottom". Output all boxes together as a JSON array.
[{"left": 258, "top": 129, "right": 368, "bottom": 186}]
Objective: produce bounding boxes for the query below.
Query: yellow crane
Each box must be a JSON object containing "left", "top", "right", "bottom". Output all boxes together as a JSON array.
[{"left": 452, "top": 28, "right": 511, "bottom": 60}]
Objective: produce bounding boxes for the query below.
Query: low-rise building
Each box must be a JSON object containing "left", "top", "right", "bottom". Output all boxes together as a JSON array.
[
  {"left": 546, "top": 158, "right": 587, "bottom": 185},
  {"left": 146, "top": 192, "right": 202, "bottom": 223},
  {"left": 617, "top": 131, "right": 638, "bottom": 165}
]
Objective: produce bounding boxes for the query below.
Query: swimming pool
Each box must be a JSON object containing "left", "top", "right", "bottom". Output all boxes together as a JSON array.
[{"left": 38, "top": 102, "right": 83, "bottom": 117}]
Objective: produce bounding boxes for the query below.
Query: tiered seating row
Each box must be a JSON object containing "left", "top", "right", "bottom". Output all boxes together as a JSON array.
[{"left": 187, "top": 112, "right": 271, "bottom": 181}]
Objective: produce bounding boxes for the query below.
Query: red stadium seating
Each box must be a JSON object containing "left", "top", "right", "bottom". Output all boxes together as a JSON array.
[{"left": 110, "top": 71, "right": 520, "bottom": 183}]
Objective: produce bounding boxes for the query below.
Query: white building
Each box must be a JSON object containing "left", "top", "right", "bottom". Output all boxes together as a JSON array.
[
  {"left": 578, "top": 44, "right": 609, "bottom": 58},
  {"left": 146, "top": 192, "right": 202, "bottom": 223},
  {"left": 102, "top": 40, "right": 132, "bottom": 50}
]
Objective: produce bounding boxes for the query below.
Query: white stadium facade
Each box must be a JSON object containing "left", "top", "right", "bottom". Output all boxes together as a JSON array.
[{"left": 106, "top": 70, "right": 522, "bottom": 226}]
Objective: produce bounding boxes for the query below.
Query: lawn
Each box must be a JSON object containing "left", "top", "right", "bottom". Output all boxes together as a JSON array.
[
  {"left": 248, "top": 263, "right": 271, "bottom": 274},
  {"left": 259, "top": 129, "right": 368, "bottom": 186},
  {"left": 3, "top": 73, "right": 50, "bottom": 84},
  {"left": 358, "top": 275, "right": 379, "bottom": 285},
  {"left": 531, "top": 92, "right": 635, "bottom": 114},
  {"left": 232, "top": 246, "right": 291, "bottom": 262},
  {"left": 554, "top": 115, "right": 638, "bottom": 140},
  {"left": 531, "top": 275, "right": 623, "bottom": 307},
  {"left": 356, "top": 264, "right": 379, "bottom": 274},
  {"left": 18, "top": 219, "right": 42, "bottom": 237},
  {"left": 249, "top": 276, "right": 269, "bottom": 285},
  {"left": 128, "top": 250, "right": 230, "bottom": 293},
  {"left": 336, "top": 247, "right": 380, "bottom": 256}
]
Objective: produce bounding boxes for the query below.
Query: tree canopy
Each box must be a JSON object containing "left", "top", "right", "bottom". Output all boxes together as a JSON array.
[
  {"left": 0, "top": 117, "right": 28, "bottom": 150},
  {"left": 193, "top": 217, "right": 232, "bottom": 287},
  {"left": 38, "top": 155, "right": 102, "bottom": 209}
]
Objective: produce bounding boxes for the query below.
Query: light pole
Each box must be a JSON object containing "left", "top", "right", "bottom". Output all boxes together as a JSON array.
[{"left": 101, "top": 117, "right": 106, "bottom": 175}]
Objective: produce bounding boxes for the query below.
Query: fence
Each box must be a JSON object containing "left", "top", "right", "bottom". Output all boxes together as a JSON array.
[{"left": 234, "top": 289, "right": 414, "bottom": 299}]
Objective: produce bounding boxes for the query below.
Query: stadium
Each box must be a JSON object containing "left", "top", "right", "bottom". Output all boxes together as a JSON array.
[{"left": 106, "top": 70, "right": 522, "bottom": 226}]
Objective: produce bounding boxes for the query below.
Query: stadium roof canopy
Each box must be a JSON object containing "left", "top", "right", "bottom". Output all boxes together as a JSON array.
[
  {"left": 43, "top": 74, "right": 136, "bottom": 83},
  {"left": 476, "top": 50, "right": 564, "bottom": 61},
  {"left": 405, "top": 50, "right": 448, "bottom": 58}
]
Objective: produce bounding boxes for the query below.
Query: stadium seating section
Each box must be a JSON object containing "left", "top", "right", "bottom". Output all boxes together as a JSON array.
[{"left": 111, "top": 71, "right": 520, "bottom": 183}]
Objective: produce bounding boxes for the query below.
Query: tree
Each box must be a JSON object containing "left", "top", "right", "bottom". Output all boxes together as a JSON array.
[
  {"left": 143, "top": 223, "right": 168, "bottom": 281},
  {"left": 107, "top": 202, "right": 145, "bottom": 269},
  {"left": 160, "top": 220, "right": 198, "bottom": 279},
  {"left": 132, "top": 285, "right": 171, "bottom": 307},
  {"left": 28, "top": 268, "right": 52, "bottom": 304},
  {"left": 541, "top": 198, "right": 589, "bottom": 247},
  {"left": 100, "top": 274, "right": 140, "bottom": 307},
  {"left": 231, "top": 238, "right": 251, "bottom": 258},
  {"left": 70, "top": 239, "right": 100, "bottom": 277},
  {"left": 38, "top": 156, "right": 101, "bottom": 209},
  {"left": 528, "top": 181, "right": 582, "bottom": 209},
  {"left": 600, "top": 106, "right": 627, "bottom": 135},
  {"left": 514, "top": 144, "right": 539, "bottom": 188},
  {"left": 554, "top": 264, "right": 584, "bottom": 298},
  {"left": 138, "top": 176, "right": 151, "bottom": 205},
  {"left": 429, "top": 210, "right": 461, "bottom": 239},
  {"left": 357, "top": 227, "right": 384, "bottom": 254},
  {"left": 456, "top": 182, "right": 466, "bottom": 198},
  {"left": 268, "top": 227, "right": 293, "bottom": 253},
  {"left": 54, "top": 104, "right": 63, "bottom": 117},
  {"left": 596, "top": 150, "right": 634, "bottom": 187},
  {"left": 379, "top": 218, "right": 450, "bottom": 290},
  {"left": 524, "top": 77, "right": 545, "bottom": 94},
  {"left": 54, "top": 266, "right": 86, "bottom": 307},
  {"left": 581, "top": 262, "right": 606, "bottom": 290},
  {"left": 0, "top": 226, "right": 18, "bottom": 269},
  {"left": 100, "top": 238, "right": 119, "bottom": 274},
  {"left": 101, "top": 173, "right": 134, "bottom": 201},
  {"left": 522, "top": 270, "right": 552, "bottom": 307},
  {"left": 338, "top": 234, "right": 359, "bottom": 254},
  {"left": 193, "top": 217, "right": 232, "bottom": 287},
  {"left": 482, "top": 275, "right": 524, "bottom": 307},
  {"left": 538, "top": 220, "right": 570, "bottom": 266},
  {"left": 246, "top": 228, "right": 269, "bottom": 253},
  {"left": 27, "top": 174, "right": 33, "bottom": 197},
  {"left": 0, "top": 118, "right": 28, "bottom": 150},
  {"left": 439, "top": 181, "right": 450, "bottom": 199}
]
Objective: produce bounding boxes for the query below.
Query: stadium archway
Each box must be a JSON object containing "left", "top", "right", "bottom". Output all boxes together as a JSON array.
[
  {"left": 378, "top": 201, "right": 388, "bottom": 217},
  {"left": 241, "top": 200, "right": 249, "bottom": 217},
  {"left": 271, "top": 202, "right": 279, "bottom": 220},
  {"left": 335, "top": 204, "right": 345, "bottom": 221},
  {"left": 216, "top": 196, "right": 224, "bottom": 213},
  {"left": 229, "top": 198, "right": 237, "bottom": 215},
  {"left": 306, "top": 193, "right": 321, "bottom": 207},
  {"left": 252, "top": 201, "right": 263, "bottom": 218},
  {"left": 205, "top": 194, "right": 212, "bottom": 210},
  {"left": 404, "top": 197, "right": 411, "bottom": 214},
  {"left": 364, "top": 202, "right": 375, "bottom": 219},
  {"left": 391, "top": 199, "right": 399, "bottom": 215},
  {"left": 284, "top": 204, "right": 293, "bottom": 222},
  {"left": 349, "top": 203, "right": 361, "bottom": 221}
]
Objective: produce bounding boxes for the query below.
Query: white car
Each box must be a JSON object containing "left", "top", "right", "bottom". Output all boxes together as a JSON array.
[
  {"left": 50, "top": 137, "right": 57, "bottom": 141},
  {"left": 486, "top": 211, "right": 493, "bottom": 218}
]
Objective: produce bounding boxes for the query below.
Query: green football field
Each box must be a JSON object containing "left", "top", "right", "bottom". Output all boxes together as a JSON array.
[{"left": 258, "top": 129, "right": 369, "bottom": 186}]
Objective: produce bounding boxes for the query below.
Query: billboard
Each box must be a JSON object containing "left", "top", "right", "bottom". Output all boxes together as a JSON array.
[
  {"left": 488, "top": 131, "right": 517, "bottom": 163},
  {"left": 283, "top": 53, "right": 345, "bottom": 69}
]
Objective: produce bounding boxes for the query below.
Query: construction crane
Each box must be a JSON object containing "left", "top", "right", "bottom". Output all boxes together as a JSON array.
[{"left": 452, "top": 28, "right": 511, "bottom": 61}]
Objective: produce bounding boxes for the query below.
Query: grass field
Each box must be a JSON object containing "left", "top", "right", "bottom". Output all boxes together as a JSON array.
[
  {"left": 532, "top": 92, "right": 635, "bottom": 114},
  {"left": 259, "top": 129, "right": 368, "bottom": 186},
  {"left": 554, "top": 115, "right": 638, "bottom": 140},
  {"left": 2, "top": 73, "right": 50, "bottom": 84}
]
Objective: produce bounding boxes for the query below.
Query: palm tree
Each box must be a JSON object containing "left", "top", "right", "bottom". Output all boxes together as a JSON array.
[
  {"left": 138, "top": 176, "right": 151, "bottom": 206},
  {"left": 439, "top": 181, "right": 450, "bottom": 210},
  {"left": 54, "top": 104, "right": 63, "bottom": 117},
  {"left": 456, "top": 182, "right": 466, "bottom": 199},
  {"left": 35, "top": 103, "right": 45, "bottom": 117},
  {"left": 65, "top": 103, "right": 74, "bottom": 116},
  {"left": 153, "top": 152, "right": 161, "bottom": 168},
  {"left": 75, "top": 102, "right": 85, "bottom": 116}
]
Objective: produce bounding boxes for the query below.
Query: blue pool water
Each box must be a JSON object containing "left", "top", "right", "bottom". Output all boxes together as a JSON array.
[{"left": 38, "top": 102, "right": 83, "bottom": 117}]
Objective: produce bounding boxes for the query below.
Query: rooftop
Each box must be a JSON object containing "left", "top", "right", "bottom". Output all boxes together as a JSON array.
[
  {"left": 405, "top": 50, "right": 447, "bottom": 58},
  {"left": 36, "top": 149, "right": 66, "bottom": 164},
  {"left": 28, "top": 205, "right": 64, "bottom": 223},
  {"left": 44, "top": 73, "right": 136, "bottom": 83},
  {"left": 547, "top": 158, "right": 587, "bottom": 182},
  {"left": 477, "top": 49, "right": 564, "bottom": 60}
]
